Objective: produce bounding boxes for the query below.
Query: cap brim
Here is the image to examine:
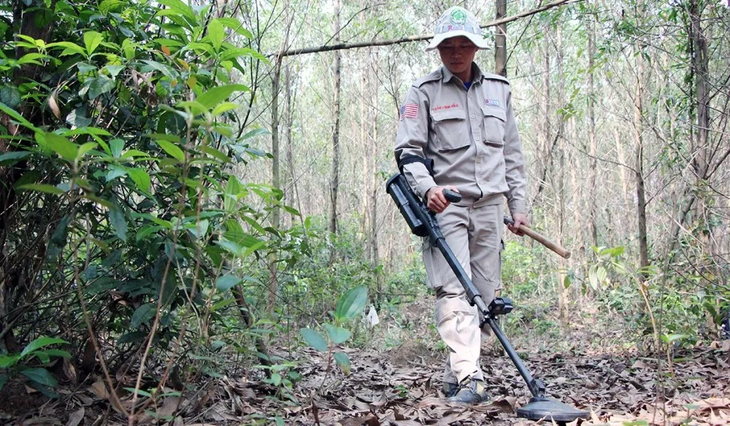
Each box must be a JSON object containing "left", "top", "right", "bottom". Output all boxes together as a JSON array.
[{"left": 425, "top": 31, "right": 490, "bottom": 52}]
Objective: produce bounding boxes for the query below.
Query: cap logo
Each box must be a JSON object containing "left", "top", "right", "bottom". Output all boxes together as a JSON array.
[{"left": 450, "top": 9, "right": 467, "bottom": 24}]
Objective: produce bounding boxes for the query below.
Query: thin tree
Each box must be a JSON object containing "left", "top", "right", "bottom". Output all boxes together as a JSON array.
[
  {"left": 495, "top": 0, "right": 507, "bottom": 76},
  {"left": 329, "top": 0, "right": 342, "bottom": 238}
]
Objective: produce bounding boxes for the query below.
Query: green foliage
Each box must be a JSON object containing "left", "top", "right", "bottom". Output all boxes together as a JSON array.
[
  {"left": 0, "top": 337, "right": 71, "bottom": 396},
  {"left": 300, "top": 286, "right": 368, "bottom": 376},
  {"left": 0, "top": 0, "right": 280, "bottom": 397},
  {"left": 272, "top": 218, "right": 381, "bottom": 320}
]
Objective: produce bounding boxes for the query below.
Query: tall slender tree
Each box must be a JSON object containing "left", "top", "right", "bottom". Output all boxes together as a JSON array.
[{"left": 329, "top": 0, "right": 342, "bottom": 239}]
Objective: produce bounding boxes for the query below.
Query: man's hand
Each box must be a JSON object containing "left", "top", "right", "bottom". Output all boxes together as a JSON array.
[
  {"left": 426, "top": 186, "right": 459, "bottom": 213},
  {"left": 507, "top": 212, "right": 530, "bottom": 236}
]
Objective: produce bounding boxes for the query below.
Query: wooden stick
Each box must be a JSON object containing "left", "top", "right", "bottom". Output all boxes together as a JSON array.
[
  {"left": 504, "top": 217, "right": 571, "bottom": 259},
  {"left": 272, "top": 0, "right": 577, "bottom": 57}
]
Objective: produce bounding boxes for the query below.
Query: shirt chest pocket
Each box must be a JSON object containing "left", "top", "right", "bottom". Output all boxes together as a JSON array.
[
  {"left": 431, "top": 109, "right": 470, "bottom": 151},
  {"left": 481, "top": 105, "right": 506, "bottom": 146}
]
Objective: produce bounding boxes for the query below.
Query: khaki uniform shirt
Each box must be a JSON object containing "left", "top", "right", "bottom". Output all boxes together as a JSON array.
[{"left": 395, "top": 64, "right": 526, "bottom": 214}]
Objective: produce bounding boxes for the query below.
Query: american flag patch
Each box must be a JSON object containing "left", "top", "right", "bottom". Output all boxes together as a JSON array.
[{"left": 400, "top": 103, "right": 419, "bottom": 120}]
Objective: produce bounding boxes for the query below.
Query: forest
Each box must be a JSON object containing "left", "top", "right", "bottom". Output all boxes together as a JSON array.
[{"left": 0, "top": 0, "right": 728, "bottom": 424}]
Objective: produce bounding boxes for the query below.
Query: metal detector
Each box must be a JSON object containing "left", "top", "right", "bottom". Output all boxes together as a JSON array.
[{"left": 386, "top": 173, "right": 589, "bottom": 424}]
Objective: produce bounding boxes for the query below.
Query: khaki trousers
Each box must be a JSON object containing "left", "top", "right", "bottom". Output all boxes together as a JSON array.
[{"left": 423, "top": 202, "right": 504, "bottom": 384}]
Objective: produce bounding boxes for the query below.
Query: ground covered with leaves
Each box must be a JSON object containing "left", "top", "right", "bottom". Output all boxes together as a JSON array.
[{"left": 1, "top": 299, "right": 728, "bottom": 426}]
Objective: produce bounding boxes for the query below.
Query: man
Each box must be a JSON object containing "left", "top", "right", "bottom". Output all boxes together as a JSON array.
[{"left": 394, "top": 6, "right": 529, "bottom": 404}]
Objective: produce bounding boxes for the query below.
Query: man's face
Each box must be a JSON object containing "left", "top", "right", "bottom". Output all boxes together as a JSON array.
[{"left": 437, "top": 36, "right": 478, "bottom": 79}]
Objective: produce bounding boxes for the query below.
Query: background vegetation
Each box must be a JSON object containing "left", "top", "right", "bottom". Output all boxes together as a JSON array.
[{"left": 0, "top": 0, "right": 728, "bottom": 423}]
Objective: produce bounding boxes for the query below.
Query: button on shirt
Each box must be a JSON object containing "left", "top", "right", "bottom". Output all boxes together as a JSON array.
[{"left": 395, "top": 64, "right": 526, "bottom": 215}]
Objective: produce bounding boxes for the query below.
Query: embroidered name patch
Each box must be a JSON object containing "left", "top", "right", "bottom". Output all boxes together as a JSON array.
[
  {"left": 431, "top": 103, "right": 460, "bottom": 112},
  {"left": 400, "top": 104, "right": 419, "bottom": 119},
  {"left": 485, "top": 98, "right": 501, "bottom": 107}
]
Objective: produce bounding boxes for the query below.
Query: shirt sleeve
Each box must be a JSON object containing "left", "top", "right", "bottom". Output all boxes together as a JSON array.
[
  {"left": 394, "top": 86, "right": 436, "bottom": 199},
  {"left": 503, "top": 90, "right": 527, "bottom": 215}
]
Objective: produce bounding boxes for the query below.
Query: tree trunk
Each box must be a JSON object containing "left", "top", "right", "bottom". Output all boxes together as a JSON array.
[
  {"left": 369, "top": 49, "right": 381, "bottom": 305},
  {"left": 268, "top": 54, "right": 282, "bottom": 309},
  {"left": 495, "top": 0, "right": 507, "bottom": 77},
  {"left": 329, "top": 0, "right": 342, "bottom": 239},
  {"left": 587, "top": 18, "right": 598, "bottom": 249},
  {"left": 634, "top": 41, "right": 650, "bottom": 275},
  {"left": 556, "top": 27, "right": 569, "bottom": 327}
]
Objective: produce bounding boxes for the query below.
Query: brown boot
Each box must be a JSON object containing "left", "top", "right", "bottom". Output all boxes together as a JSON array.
[{"left": 447, "top": 378, "right": 489, "bottom": 404}]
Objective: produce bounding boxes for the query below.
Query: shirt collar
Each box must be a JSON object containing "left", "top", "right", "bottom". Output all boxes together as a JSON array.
[{"left": 441, "top": 63, "right": 484, "bottom": 85}]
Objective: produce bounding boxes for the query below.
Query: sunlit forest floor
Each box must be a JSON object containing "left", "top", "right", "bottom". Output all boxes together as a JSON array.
[{"left": 1, "top": 297, "right": 728, "bottom": 425}]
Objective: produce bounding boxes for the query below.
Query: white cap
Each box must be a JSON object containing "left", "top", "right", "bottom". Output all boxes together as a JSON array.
[{"left": 425, "top": 6, "right": 489, "bottom": 52}]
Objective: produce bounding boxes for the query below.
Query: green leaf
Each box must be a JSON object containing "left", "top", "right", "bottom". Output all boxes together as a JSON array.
[
  {"left": 196, "top": 84, "right": 249, "bottom": 110},
  {"left": 33, "top": 351, "right": 50, "bottom": 364},
  {"left": 185, "top": 219, "right": 208, "bottom": 239},
  {"left": 215, "top": 274, "right": 241, "bottom": 292},
  {"left": 661, "top": 334, "right": 687, "bottom": 344},
  {"left": 269, "top": 372, "right": 281, "bottom": 386},
  {"left": 124, "top": 387, "right": 152, "bottom": 398},
  {"left": 300, "top": 328, "right": 327, "bottom": 352},
  {"left": 105, "top": 65, "right": 125, "bottom": 79},
  {"left": 207, "top": 19, "right": 225, "bottom": 51},
  {"left": 334, "top": 286, "right": 368, "bottom": 322},
  {"left": 17, "top": 52, "right": 49, "bottom": 66},
  {"left": 0, "top": 102, "right": 39, "bottom": 132},
  {"left": 106, "top": 166, "right": 127, "bottom": 181},
  {"left": 77, "top": 142, "right": 98, "bottom": 159},
  {"left": 122, "top": 38, "right": 135, "bottom": 60},
  {"left": 17, "top": 184, "right": 64, "bottom": 194},
  {"left": 596, "top": 266, "right": 607, "bottom": 285},
  {"left": 0, "top": 86, "right": 21, "bottom": 109},
  {"left": 242, "top": 127, "right": 270, "bottom": 140},
  {"left": 100, "top": 0, "right": 124, "bottom": 14},
  {"left": 21, "top": 368, "right": 58, "bottom": 388},
  {"left": 215, "top": 239, "right": 244, "bottom": 257},
  {"left": 87, "top": 76, "right": 115, "bottom": 99},
  {"left": 110, "top": 139, "right": 125, "bottom": 157},
  {"left": 131, "top": 303, "right": 156, "bottom": 329},
  {"left": 157, "top": 0, "right": 196, "bottom": 23},
  {"left": 155, "top": 140, "right": 185, "bottom": 161},
  {"left": 212, "top": 102, "right": 238, "bottom": 117},
  {"left": 20, "top": 337, "right": 68, "bottom": 358},
  {"left": 127, "top": 168, "right": 151, "bottom": 193},
  {"left": 42, "top": 132, "right": 78, "bottom": 161},
  {"left": 84, "top": 31, "right": 103, "bottom": 55},
  {"left": 0, "top": 151, "right": 32, "bottom": 166},
  {"left": 324, "top": 324, "right": 351, "bottom": 345},
  {"left": 217, "top": 18, "right": 253, "bottom": 39},
  {"left": 109, "top": 204, "right": 128, "bottom": 242},
  {"left": 334, "top": 351, "right": 351, "bottom": 375},
  {"left": 46, "top": 41, "right": 85, "bottom": 56},
  {"left": 62, "top": 127, "right": 112, "bottom": 137},
  {"left": 141, "top": 60, "right": 176, "bottom": 80},
  {"left": 0, "top": 355, "right": 20, "bottom": 368},
  {"left": 219, "top": 47, "right": 268, "bottom": 64},
  {"left": 201, "top": 146, "right": 230, "bottom": 163},
  {"left": 224, "top": 175, "right": 242, "bottom": 211}
]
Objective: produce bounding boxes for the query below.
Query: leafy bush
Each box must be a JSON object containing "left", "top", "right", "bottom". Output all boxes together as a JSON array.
[{"left": 0, "top": 0, "right": 277, "bottom": 408}]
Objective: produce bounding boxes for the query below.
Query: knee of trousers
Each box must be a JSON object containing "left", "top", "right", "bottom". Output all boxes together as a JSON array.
[{"left": 435, "top": 294, "right": 478, "bottom": 333}]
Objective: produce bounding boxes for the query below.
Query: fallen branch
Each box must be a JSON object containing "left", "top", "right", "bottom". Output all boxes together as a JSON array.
[{"left": 273, "top": 0, "right": 577, "bottom": 57}]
